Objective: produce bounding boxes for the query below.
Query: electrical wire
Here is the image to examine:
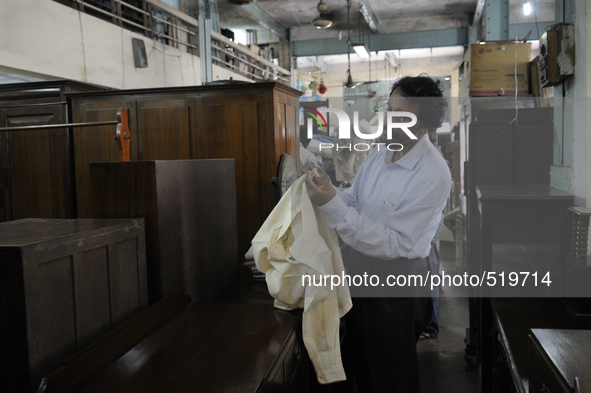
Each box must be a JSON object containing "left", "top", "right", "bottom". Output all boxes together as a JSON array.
[{"left": 509, "top": 26, "right": 519, "bottom": 126}]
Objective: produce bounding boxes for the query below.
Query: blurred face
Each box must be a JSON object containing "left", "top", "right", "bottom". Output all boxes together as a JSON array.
[{"left": 386, "top": 90, "right": 429, "bottom": 146}]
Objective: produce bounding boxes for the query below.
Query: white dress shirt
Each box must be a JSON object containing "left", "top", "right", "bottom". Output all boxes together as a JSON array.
[
  {"left": 252, "top": 176, "right": 352, "bottom": 384},
  {"left": 319, "top": 134, "right": 451, "bottom": 260}
]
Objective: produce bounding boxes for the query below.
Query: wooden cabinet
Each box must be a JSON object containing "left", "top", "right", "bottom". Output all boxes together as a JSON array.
[
  {"left": 0, "top": 218, "right": 148, "bottom": 393},
  {"left": 0, "top": 80, "right": 107, "bottom": 222},
  {"left": 68, "top": 82, "right": 301, "bottom": 258},
  {"left": 90, "top": 160, "right": 239, "bottom": 304}
]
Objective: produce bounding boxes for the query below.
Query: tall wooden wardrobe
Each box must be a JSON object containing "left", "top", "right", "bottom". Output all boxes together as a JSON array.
[{"left": 67, "top": 82, "right": 302, "bottom": 259}]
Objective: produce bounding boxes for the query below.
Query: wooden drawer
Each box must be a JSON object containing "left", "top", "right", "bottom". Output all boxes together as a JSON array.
[
  {"left": 259, "top": 319, "right": 308, "bottom": 393},
  {"left": 528, "top": 329, "right": 591, "bottom": 393}
]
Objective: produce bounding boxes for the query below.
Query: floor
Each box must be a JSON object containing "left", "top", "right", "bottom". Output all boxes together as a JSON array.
[{"left": 417, "top": 242, "right": 479, "bottom": 393}]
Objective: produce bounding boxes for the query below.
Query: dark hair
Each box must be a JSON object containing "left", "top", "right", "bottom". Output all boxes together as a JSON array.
[{"left": 390, "top": 74, "right": 447, "bottom": 132}]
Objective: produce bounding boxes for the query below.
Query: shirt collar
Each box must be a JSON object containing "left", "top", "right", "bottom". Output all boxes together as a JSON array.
[{"left": 384, "top": 134, "right": 431, "bottom": 169}]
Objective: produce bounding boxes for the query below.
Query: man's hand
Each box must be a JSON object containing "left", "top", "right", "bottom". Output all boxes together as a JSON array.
[{"left": 305, "top": 171, "right": 336, "bottom": 206}]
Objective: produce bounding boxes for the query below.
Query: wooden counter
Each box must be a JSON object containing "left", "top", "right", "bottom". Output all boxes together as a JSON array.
[
  {"left": 490, "top": 298, "right": 591, "bottom": 392},
  {"left": 39, "top": 295, "right": 307, "bottom": 393}
]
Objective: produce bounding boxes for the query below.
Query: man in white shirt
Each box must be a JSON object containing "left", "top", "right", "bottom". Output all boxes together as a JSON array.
[{"left": 305, "top": 75, "right": 451, "bottom": 392}]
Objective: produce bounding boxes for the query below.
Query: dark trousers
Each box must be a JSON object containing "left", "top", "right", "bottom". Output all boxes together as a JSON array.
[
  {"left": 424, "top": 244, "right": 440, "bottom": 336},
  {"left": 339, "top": 296, "right": 429, "bottom": 393},
  {"left": 333, "top": 249, "right": 430, "bottom": 393}
]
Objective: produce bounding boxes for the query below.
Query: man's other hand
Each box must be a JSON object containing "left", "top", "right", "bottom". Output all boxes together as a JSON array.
[
  {"left": 305, "top": 171, "right": 336, "bottom": 206},
  {"left": 299, "top": 162, "right": 330, "bottom": 183}
]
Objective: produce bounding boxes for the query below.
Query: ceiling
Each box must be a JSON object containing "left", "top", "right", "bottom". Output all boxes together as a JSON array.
[
  {"left": 217, "top": 0, "right": 555, "bottom": 43},
  {"left": 296, "top": 46, "right": 466, "bottom": 69}
]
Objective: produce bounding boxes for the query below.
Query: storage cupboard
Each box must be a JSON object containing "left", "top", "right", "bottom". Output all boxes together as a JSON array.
[
  {"left": 0, "top": 80, "right": 106, "bottom": 222},
  {"left": 68, "top": 82, "right": 301, "bottom": 257}
]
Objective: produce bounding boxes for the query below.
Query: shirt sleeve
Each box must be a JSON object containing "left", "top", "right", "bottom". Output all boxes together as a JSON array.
[
  {"left": 318, "top": 177, "right": 448, "bottom": 260},
  {"left": 330, "top": 148, "right": 373, "bottom": 209}
]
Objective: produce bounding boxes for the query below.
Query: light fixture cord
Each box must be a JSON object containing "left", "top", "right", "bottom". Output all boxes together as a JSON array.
[{"left": 347, "top": 0, "right": 351, "bottom": 76}]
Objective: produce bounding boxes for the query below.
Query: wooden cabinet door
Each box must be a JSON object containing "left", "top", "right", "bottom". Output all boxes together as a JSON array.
[
  {"left": 0, "top": 105, "right": 73, "bottom": 221},
  {"left": 72, "top": 99, "right": 137, "bottom": 218},
  {"left": 136, "top": 97, "right": 195, "bottom": 160},
  {"left": 197, "top": 95, "right": 260, "bottom": 257}
]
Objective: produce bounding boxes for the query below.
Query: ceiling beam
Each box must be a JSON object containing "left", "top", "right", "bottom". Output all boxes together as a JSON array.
[
  {"left": 353, "top": 0, "right": 379, "bottom": 33},
  {"left": 242, "top": 4, "right": 288, "bottom": 40},
  {"left": 471, "top": 0, "right": 486, "bottom": 25},
  {"left": 292, "top": 28, "right": 469, "bottom": 57},
  {"left": 485, "top": 0, "right": 509, "bottom": 41}
]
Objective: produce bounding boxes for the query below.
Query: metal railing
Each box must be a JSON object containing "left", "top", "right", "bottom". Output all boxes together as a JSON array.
[
  {"left": 210, "top": 31, "right": 290, "bottom": 83},
  {"left": 72, "top": 0, "right": 198, "bottom": 52},
  {"left": 61, "top": 0, "right": 291, "bottom": 83}
]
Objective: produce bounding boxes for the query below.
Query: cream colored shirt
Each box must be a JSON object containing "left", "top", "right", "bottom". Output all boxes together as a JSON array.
[{"left": 252, "top": 176, "right": 352, "bottom": 384}]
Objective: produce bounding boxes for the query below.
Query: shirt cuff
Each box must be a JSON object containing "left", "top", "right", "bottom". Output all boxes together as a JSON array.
[{"left": 318, "top": 193, "right": 349, "bottom": 228}]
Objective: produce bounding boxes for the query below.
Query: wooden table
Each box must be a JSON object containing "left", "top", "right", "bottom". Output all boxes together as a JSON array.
[{"left": 474, "top": 185, "right": 574, "bottom": 393}]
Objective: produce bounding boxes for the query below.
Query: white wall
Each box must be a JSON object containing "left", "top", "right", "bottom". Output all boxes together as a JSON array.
[
  {"left": 0, "top": 0, "right": 251, "bottom": 88},
  {"left": 568, "top": 0, "right": 591, "bottom": 207}
]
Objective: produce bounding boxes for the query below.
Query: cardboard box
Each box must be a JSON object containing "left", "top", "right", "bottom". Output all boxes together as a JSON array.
[{"left": 459, "top": 42, "right": 531, "bottom": 101}]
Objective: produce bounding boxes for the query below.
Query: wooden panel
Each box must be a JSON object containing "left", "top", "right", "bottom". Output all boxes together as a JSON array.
[
  {"left": 90, "top": 162, "right": 161, "bottom": 303},
  {"left": 109, "top": 238, "right": 141, "bottom": 328},
  {"left": 91, "top": 160, "right": 238, "bottom": 304},
  {"left": 136, "top": 100, "right": 192, "bottom": 160},
  {"left": 153, "top": 160, "right": 238, "bottom": 303},
  {"left": 73, "top": 101, "right": 137, "bottom": 218},
  {"left": 274, "top": 101, "right": 287, "bottom": 169},
  {"left": 275, "top": 90, "right": 300, "bottom": 169},
  {"left": 205, "top": 100, "right": 259, "bottom": 257},
  {"left": 0, "top": 80, "right": 106, "bottom": 223},
  {"left": 73, "top": 247, "right": 111, "bottom": 348},
  {"left": 28, "top": 256, "right": 77, "bottom": 387},
  {"left": 0, "top": 106, "right": 69, "bottom": 220}
]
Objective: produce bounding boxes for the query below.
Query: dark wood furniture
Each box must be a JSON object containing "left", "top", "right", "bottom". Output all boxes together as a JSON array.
[
  {"left": 561, "top": 207, "right": 591, "bottom": 318},
  {"left": 467, "top": 108, "right": 554, "bottom": 277},
  {"left": 0, "top": 218, "right": 148, "bottom": 393},
  {"left": 476, "top": 185, "right": 574, "bottom": 292},
  {"left": 463, "top": 107, "right": 555, "bottom": 370},
  {"left": 489, "top": 299, "right": 591, "bottom": 393},
  {"left": 68, "top": 82, "right": 302, "bottom": 258},
  {"left": 0, "top": 80, "right": 107, "bottom": 222},
  {"left": 38, "top": 294, "right": 308, "bottom": 393},
  {"left": 474, "top": 185, "right": 574, "bottom": 393},
  {"left": 528, "top": 329, "right": 591, "bottom": 393},
  {"left": 90, "top": 159, "right": 238, "bottom": 304}
]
